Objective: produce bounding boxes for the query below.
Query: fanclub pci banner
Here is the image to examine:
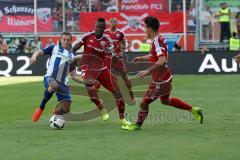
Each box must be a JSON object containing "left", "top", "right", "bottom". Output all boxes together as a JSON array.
[
  {"left": 119, "top": 0, "right": 169, "bottom": 12},
  {"left": 79, "top": 12, "right": 184, "bottom": 33},
  {"left": 0, "top": 0, "right": 52, "bottom": 32}
]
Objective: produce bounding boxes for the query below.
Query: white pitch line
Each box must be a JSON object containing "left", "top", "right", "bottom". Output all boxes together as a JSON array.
[{"left": 0, "top": 76, "right": 42, "bottom": 86}]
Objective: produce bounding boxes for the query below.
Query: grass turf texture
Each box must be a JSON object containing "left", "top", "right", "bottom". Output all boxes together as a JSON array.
[{"left": 0, "top": 75, "right": 240, "bottom": 160}]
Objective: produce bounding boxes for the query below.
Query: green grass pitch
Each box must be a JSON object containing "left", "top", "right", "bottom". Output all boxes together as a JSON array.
[{"left": 0, "top": 75, "right": 240, "bottom": 160}]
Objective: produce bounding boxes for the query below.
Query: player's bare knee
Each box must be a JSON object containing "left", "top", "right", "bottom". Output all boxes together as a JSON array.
[{"left": 48, "top": 80, "right": 59, "bottom": 91}]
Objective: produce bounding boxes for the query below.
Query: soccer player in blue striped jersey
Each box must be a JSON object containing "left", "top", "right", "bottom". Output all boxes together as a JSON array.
[{"left": 29, "top": 32, "right": 92, "bottom": 122}]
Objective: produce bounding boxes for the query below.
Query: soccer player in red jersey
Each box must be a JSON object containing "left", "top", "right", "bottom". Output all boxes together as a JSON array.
[
  {"left": 104, "top": 18, "right": 135, "bottom": 102},
  {"left": 122, "top": 17, "right": 204, "bottom": 130},
  {"left": 72, "top": 18, "right": 131, "bottom": 125}
]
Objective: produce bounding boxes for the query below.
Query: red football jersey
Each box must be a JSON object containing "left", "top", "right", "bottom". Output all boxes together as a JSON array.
[
  {"left": 104, "top": 29, "right": 125, "bottom": 57},
  {"left": 149, "top": 34, "right": 171, "bottom": 82},
  {"left": 77, "top": 31, "right": 114, "bottom": 70}
]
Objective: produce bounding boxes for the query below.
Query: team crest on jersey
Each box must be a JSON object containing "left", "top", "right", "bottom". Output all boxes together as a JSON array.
[{"left": 116, "top": 33, "right": 120, "bottom": 38}]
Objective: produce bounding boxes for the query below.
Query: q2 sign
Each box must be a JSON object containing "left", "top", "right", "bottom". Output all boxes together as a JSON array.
[{"left": 0, "top": 56, "right": 32, "bottom": 76}]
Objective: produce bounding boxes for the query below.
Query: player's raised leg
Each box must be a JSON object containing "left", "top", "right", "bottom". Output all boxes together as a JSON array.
[{"left": 160, "top": 94, "right": 204, "bottom": 124}]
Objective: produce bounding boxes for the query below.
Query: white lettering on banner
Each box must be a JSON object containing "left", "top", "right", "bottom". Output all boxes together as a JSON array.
[
  {"left": 222, "top": 59, "right": 237, "bottom": 72},
  {"left": 16, "top": 56, "right": 32, "bottom": 75},
  {"left": 121, "top": 4, "right": 149, "bottom": 10},
  {"left": 199, "top": 54, "right": 221, "bottom": 72},
  {"left": 121, "top": 0, "right": 138, "bottom": 4},
  {"left": 198, "top": 54, "right": 239, "bottom": 73},
  {"left": 0, "top": 56, "right": 13, "bottom": 77},
  {"left": 7, "top": 17, "right": 34, "bottom": 26},
  {"left": 151, "top": 4, "right": 162, "bottom": 10},
  {"left": 4, "top": 5, "right": 34, "bottom": 14}
]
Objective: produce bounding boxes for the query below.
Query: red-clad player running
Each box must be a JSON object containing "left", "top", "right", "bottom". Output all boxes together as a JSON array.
[
  {"left": 122, "top": 16, "right": 204, "bottom": 131},
  {"left": 72, "top": 18, "right": 131, "bottom": 125},
  {"left": 104, "top": 18, "right": 135, "bottom": 102}
]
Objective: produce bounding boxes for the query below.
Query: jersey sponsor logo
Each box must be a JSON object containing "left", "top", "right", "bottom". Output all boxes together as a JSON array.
[{"left": 56, "top": 52, "right": 72, "bottom": 62}]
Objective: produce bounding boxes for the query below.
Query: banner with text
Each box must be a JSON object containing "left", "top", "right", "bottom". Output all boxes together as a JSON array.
[
  {"left": 0, "top": 0, "right": 53, "bottom": 32},
  {"left": 119, "top": 0, "right": 169, "bottom": 12},
  {"left": 1, "top": 52, "right": 239, "bottom": 77},
  {"left": 79, "top": 12, "right": 184, "bottom": 33}
]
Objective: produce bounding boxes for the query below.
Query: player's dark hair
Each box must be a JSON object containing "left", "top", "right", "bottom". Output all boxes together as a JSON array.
[
  {"left": 97, "top": 18, "right": 106, "bottom": 24},
  {"left": 61, "top": 31, "right": 72, "bottom": 40},
  {"left": 144, "top": 16, "right": 160, "bottom": 32}
]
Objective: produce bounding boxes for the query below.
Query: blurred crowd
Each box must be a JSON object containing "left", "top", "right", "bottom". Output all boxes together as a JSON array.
[
  {"left": 0, "top": 34, "right": 43, "bottom": 54},
  {"left": 52, "top": 0, "right": 118, "bottom": 32}
]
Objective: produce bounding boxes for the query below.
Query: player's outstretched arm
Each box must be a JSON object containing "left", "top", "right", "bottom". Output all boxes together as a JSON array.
[
  {"left": 29, "top": 50, "right": 44, "bottom": 65},
  {"left": 72, "top": 42, "right": 83, "bottom": 53},
  {"left": 137, "top": 56, "right": 167, "bottom": 78},
  {"left": 70, "top": 70, "right": 94, "bottom": 86},
  {"left": 132, "top": 54, "right": 151, "bottom": 63}
]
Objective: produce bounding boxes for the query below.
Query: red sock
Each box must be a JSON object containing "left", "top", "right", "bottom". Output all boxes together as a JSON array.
[
  {"left": 168, "top": 98, "right": 192, "bottom": 111},
  {"left": 116, "top": 99, "right": 125, "bottom": 119}
]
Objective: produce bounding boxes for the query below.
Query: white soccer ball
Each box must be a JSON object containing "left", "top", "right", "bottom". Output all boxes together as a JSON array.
[{"left": 49, "top": 115, "right": 65, "bottom": 129}]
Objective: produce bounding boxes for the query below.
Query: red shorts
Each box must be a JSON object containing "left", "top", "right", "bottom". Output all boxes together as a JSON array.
[
  {"left": 142, "top": 77, "right": 172, "bottom": 105},
  {"left": 81, "top": 67, "right": 119, "bottom": 93},
  {"left": 111, "top": 57, "right": 127, "bottom": 73}
]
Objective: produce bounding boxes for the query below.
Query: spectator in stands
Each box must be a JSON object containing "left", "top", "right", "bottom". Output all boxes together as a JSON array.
[
  {"left": 30, "top": 36, "right": 43, "bottom": 53},
  {"left": 175, "top": 3, "right": 182, "bottom": 12},
  {"left": 66, "top": 9, "right": 74, "bottom": 32},
  {"left": 52, "top": 7, "right": 63, "bottom": 32},
  {"left": 229, "top": 32, "right": 240, "bottom": 51},
  {"left": 45, "top": 38, "right": 54, "bottom": 48},
  {"left": 188, "top": 0, "right": 196, "bottom": 32},
  {"left": 106, "top": 0, "right": 118, "bottom": 12},
  {"left": 16, "top": 35, "right": 30, "bottom": 54},
  {"left": 236, "top": 12, "right": 240, "bottom": 38},
  {"left": 201, "top": 6, "right": 213, "bottom": 40},
  {"left": 217, "top": 2, "right": 231, "bottom": 42},
  {"left": 95, "top": 0, "right": 112, "bottom": 11},
  {"left": 0, "top": 34, "right": 8, "bottom": 54},
  {"left": 80, "top": 3, "right": 87, "bottom": 12}
]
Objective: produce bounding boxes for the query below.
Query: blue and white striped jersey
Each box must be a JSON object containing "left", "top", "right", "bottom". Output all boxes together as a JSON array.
[{"left": 43, "top": 44, "right": 74, "bottom": 84}]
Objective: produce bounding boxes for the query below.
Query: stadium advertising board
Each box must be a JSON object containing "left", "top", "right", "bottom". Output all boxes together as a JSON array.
[
  {"left": 119, "top": 0, "right": 169, "bottom": 12},
  {"left": 79, "top": 12, "right": 184, "bottom": 33},
  {"left": 0, "top": 52, "right": 239, "bottom": 77},
  {"left": 0, "top": 0, "right": 52, "bottom": 32}
]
